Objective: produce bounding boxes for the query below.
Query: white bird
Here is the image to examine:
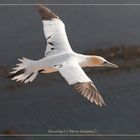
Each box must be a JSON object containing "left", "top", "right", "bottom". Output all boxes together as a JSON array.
[{"left": 9, "top": 4, "right": 118, "bottom": 107}]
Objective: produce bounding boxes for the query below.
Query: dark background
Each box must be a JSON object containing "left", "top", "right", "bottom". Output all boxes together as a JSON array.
[{"left": 0, "top": 0, "right": 140, "bottom": 140}]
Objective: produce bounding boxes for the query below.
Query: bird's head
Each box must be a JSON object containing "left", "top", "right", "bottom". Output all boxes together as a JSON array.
[{"left": 87, "top": 55, "right": 118, "bottom": 68}]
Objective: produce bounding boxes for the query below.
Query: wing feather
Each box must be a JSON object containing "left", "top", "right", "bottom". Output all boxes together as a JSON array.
[
  {"left": 58, "top": 62, "right": 106, "bottom": 106},
  {"left": 37, "top": 4, "right": 72, "bottom": 56},
  {"left": 37, "top": 4, "right": 59, "bottom": 20}
]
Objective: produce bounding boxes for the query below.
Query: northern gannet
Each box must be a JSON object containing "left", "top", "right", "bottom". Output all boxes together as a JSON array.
[{"left": 9, "top": 4, "right": 118, "bottom": 107}]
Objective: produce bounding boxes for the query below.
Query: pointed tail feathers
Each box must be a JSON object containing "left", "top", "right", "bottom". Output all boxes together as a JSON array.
[{"left": 9, "top": 57, "right": 38, "bottom": 83}]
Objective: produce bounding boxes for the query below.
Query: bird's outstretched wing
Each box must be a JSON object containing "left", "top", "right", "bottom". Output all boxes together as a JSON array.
[
  {"left": 37, "top": 4, "right": 72, "bottom": 56},
  {"left": 58, "top": 62, "right": 106, "bottom": 106}
]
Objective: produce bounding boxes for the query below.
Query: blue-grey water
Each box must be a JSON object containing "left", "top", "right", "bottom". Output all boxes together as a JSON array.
[{"left": 0, "top": 0, "right": 140, "bottom": 140}]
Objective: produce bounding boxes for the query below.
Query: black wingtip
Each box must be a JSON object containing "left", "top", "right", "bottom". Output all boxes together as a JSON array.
[
  {"left": 72, "top": 82, "right": 106, "bottom": 107},
  {"left": 37, "top": 3, "right": 59, "bottom": 20}
]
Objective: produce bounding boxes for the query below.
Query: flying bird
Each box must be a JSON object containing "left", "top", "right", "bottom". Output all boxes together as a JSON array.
[{"left": 9, "top": 4, "right": 118, "bottom": 107}]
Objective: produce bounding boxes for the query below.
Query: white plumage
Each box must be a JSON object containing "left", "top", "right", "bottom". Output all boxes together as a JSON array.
[
  {"left": 58, "top": 61, "right": 91, "bottom": 85},
  {"left": 9, "top": 4, "right": 118, "bottom": 107},
  {"left": 43, "top": 19, "right": 72, "bottom": 56}
]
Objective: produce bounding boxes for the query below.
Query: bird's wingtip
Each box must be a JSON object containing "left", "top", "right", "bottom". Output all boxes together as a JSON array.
[{"left": 36, "top": 2, "right": 59, "bottom": 20}]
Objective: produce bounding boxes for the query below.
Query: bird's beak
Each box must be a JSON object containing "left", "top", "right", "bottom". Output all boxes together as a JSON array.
[{"left": 103, "top": 61, "right": 118, "bottom": 68}]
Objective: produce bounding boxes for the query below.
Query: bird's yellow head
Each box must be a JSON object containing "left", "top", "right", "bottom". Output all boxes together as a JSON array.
[{"left": 87, "top": 55, "right": 118, "bottom": 68}]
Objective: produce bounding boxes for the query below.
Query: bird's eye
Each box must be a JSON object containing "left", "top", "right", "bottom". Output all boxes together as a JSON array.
[
  {"left": 51, "top": 48, "right": 54, "bottom": 50},
  {"left": 103, "top": 61, "right": 107, "bottom": 64}
]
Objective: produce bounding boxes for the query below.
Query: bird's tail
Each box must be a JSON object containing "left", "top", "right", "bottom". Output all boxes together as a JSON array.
[{"left": 8, "top": 57, "right": 38, "bottom": 83}]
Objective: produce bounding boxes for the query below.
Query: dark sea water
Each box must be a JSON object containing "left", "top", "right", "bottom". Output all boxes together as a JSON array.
[{"left": 0, "top": 0, "right": 140, "bottom": 140}]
